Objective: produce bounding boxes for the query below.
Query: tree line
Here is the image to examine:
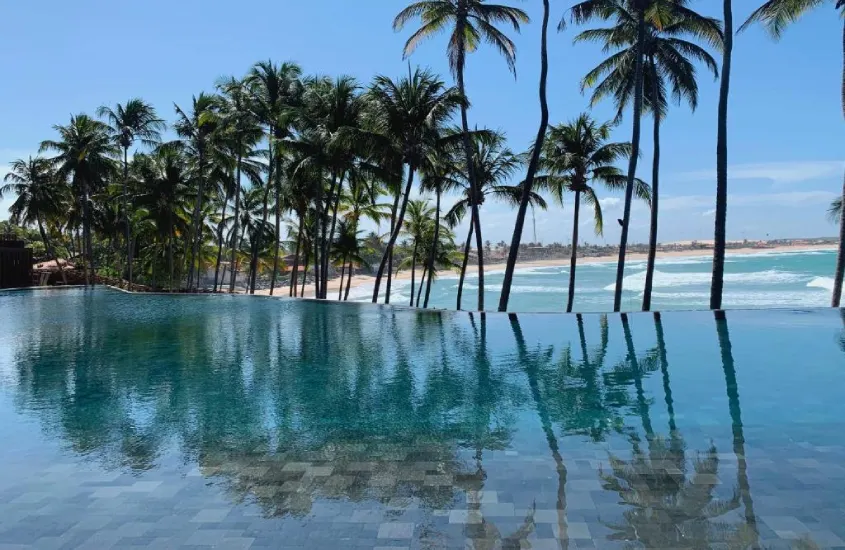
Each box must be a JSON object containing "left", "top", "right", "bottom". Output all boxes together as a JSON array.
[{"left": 2, "top": 0, "right": 843, "bottom": 312}]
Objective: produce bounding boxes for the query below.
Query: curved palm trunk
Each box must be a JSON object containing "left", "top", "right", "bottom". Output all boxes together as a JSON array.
[
  {"left": 498, "top": 0, "right": 550, "bottom": 311},
  {"left": 455, "top": 28, "right": 485, "bottom": 311},
  {"left": 566, "top": 190, "right": 581, "bottom": 313},
  {"left": 338, "top": 256, "right": 347, "bottom": 300},
  {"left": 213, "top": 195, "right": 230, "bottom": 292},
  {"left": 423, "top": 190, "right": 441, "bottom": 309},
  {"left": 415, "top": 264, "right": 427, "bottom": 307},
  {"left": 833, "top": 20, "right": 845, "bottom": 307},
  {"left": 168, "top": 211, "right": 175, "bottom": 292},
  {"left": 344, "top": 259, "right": 353, "bottom": 300},
  {"left": 710, "top": 0, "right": 733, "bottom": 310},
  {"left": 456, "top": 217, "right": 475, "bottom": 310},
  {"left": 123, "top": 147, "right": 133, "bottom": 291},
  {"left": 37, "top": 217, "right": 66, "bottom": 285},
  {"left": 300, "top": 248, "right": 310, "bottom": 297},
  {"left": 613, "top": 12, "right": 647, "bottom": 313},
  {"left": 372, "top": 167, "right": 416, "bottom": 302},
  {"left": 187, "top": 146, "right": 206, "bottom": 291},
  {"left": 228, "top": 155, "right": 243, "bottom": 293},
  {"left": 409, "top": 241, "right": 418, "bottom": 307},
  {"left": 716, "top": 314, "right": 760, "bottom": 546},
  {"left": 653, "top": 313, "right": 676, "bottom": 433},
  {"left": 643, "top": 104, "right": 661, "bottom": 312}
]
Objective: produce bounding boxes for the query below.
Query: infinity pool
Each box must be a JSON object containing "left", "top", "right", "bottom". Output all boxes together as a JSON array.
[{"left": 1, "top": 288, "right": 844, "bottom": 549}]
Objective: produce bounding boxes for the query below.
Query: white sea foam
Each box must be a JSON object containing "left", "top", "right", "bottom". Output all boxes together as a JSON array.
[
  {"left": 807, "top": 276, "right": 835, "bottom": 291},
  {"left": 604, "top": 269, "right": 806, "bottom": 291},
  {"left": 645, "top": 290, "right": 828, "bottom": 307}
]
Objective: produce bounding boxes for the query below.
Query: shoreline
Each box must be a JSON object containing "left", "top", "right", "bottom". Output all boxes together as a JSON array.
[{"left": 255, "top": 243, "right": 837, "bottom": 299}]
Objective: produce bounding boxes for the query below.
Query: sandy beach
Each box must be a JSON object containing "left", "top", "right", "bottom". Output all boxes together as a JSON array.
[{"left": 254, "top": 243, "right": 837, "bottom": 299}]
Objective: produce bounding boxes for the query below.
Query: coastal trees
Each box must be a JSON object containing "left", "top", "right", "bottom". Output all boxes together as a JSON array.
[
  {"left": 739, "top": 0, "right": 845, "bottom": 307},
  {"left": 394, "top": 0, "right": 530, "bottom": 311},
  {"left": 97, "top": 99, "right": 165, "bottom": 291},
  {"left": 363, "top": 68, "right": 463, "bottom": 304},
  {"left": 536, "top": 114, "right": 638, "bottom": 313},
  {"left": 1, "top": 157, "right": 70, "bottom": 284},
  {"left": 40, "top": 114, "right": 118, "bottom": 286}
]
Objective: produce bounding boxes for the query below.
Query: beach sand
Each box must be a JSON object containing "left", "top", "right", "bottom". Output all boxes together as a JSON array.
[{"left": 253, "top": 243, "right": 837, "bottom": 299}]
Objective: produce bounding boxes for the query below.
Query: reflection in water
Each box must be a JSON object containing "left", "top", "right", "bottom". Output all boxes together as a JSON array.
[{"left": 0, "top": 290, "right": 841, "bottom": 547}]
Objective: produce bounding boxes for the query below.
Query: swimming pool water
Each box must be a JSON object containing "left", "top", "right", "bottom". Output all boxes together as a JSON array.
[{"left": 1, "top": 288, "right": 844, "bottom": 548}]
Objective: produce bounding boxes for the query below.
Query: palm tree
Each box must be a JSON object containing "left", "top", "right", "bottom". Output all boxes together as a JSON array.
[
  {"left": 174, "top": 93, "right": 219, "bottom": 291},
  {"left": 216, "top": 78, "right": 264, "bottom": 293},
  {"left": 361, "top": 68, "right": 463, "bottom": 304},
  {"left": 537, "top": 114, "right": 645, "bottom": 312},
  {"left": 97, "top": 99, "right": 164, "bottom": 291},
  {"left": 573, "top": 7, "right": 721, "bottom": 310},
  {"left": 394, "top": 0, "right": 530, "bottom": 311},
  {"left": 498, "top": 0, "right": 551, "bottom": 312},
  {"left": 132, "top": 145, "right": 192, "bottom": 291},
  {"left": 40, "top": 114, "right": 118, "bottom": 286},
  {"left": 740, "top": 0, "right": 845, "bottom": 307},
  {"left": 245, "top": 60, "right": 303, "bottom": 295},
  {"left": 830, "top": 195, "right": 842, "bottom": 223},
  {"left": 711, "top": 0, "right": 734, "bottom": 310},
  {"left": 2, "top": 157, "right": 70, "bottom": 284},
  {"left": 400, "top": 199, "right": 437, "bottom": 306},
  {"left": 445, "top": 133, "right": 544, "bottom": 310}
]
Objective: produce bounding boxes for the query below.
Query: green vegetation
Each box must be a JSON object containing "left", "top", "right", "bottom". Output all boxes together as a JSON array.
[{"left": 2, "top": 0, "right": 843, "bottom": 309}]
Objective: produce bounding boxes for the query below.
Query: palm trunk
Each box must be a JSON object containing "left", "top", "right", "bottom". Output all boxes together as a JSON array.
[
  {"left": 834, "top": 169, "right": 845, "bottom": 307},
  {"left": 228, "top": 155, "right": 243, "bottom": 293},
  {"left": 643, "top": 100, "right": 661, "bottom": 312},
  {"left": 498, "top": 0, "right": 550, "bottom": 312},
  {"left": 300, "top": 248, "right": 310, "bottom": 297},
  {"left": 213, "top": 194, "right": 230, "bottom": 293},
  {"left": 338, "top": 256, "right": 347, "bottom": 301},
  {"left": 832, "top": 20, "right": 845, "bottom": 307},
  {"left": 168, "top": 211, "right": 174, "bottom": 293},
  {"left": 82, "top": 181, "right": 93, "bottom": 286},
  {"left": 372, "top": 167, "right": 416, "bottom": 302},
  {"left": 456, "top": 216, "right": 475, "bottom": 310},
  {"left": 187, "top": 145, "right": 205, "bottom": 292},
  {"left": 290, "top": 217, "right": 304, "bottom": 297},
  {"left": 322, "top": 174, "right": 343, "bottom": 299},
  {"left": 455, "top": 30, "right": 485, "bottom": 311},
  {"left": 37, "top": 217, "right": 66, "bottom": 285},
  {"left": 612, "top": 11, "right": 647, "bottom": 313},
  {"left": 250, "top": 181, "right": 273, "bottom": 294},
  {"left": 344, "top": 259, "right": 353, "bottom": 300},
  {"left": 386, "top": 246, "right": 395, "bottom": 304},
  {"left": 654, "top": 313, "right": 676, "bottom": 433},
  {"left": 314, "top": 181, "right": 324, "bottom": 298},
  {"left": 409, "top": 241, "right": 418, "bottom": 307},
  {"left": 566, "top": 190, "right": 581, "bottom": 313},
  {"left": 270, "top": 182, "right": 282, "bottom": 296},
  {"left": 622, "top": 314, "right": 654, "bottom": 439},
  {"left": 710, "top": 0, "right": 733, "bottom": 310},
  {"left": 716, "top": 314, "right": 760, "bottom": 546},
  {"left": 416, "top": 264, "right": 427, "bottom": 307},
  {"left": 123, "top": 146, "right": 132, "bottom": 291},
  {"left": 423, "top": 190, "right": 441, "bottom": 309}
]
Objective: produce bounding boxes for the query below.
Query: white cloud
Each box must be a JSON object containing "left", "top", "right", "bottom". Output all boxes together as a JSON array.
[
  {"left": 677, "top": 161, "right": 843, "bottom": 185},
  {"left": 662, "top": 190, "right": 837, "bottom": 211},
  {"left": 599, "top": 197, "right": 621, "bottom": 209},
  {"left": 702, "top": 209, "right": 716, "bottom": 217}
]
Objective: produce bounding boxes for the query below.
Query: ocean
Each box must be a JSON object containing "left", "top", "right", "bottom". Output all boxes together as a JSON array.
[{"left": 351, "top": 248, "right": 842, "bottom": 312}]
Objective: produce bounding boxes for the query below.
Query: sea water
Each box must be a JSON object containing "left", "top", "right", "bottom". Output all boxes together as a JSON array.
[{"left": 353, "top": 248, "right": 842, "bottom": 312}]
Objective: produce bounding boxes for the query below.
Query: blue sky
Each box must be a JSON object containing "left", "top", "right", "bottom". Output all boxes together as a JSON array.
[{"left": 1, "top": 0, "right": 842, "bottom": 245}]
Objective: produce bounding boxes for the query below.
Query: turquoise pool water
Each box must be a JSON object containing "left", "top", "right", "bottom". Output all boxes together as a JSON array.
[{"left": 1, "top": 288, "right": 844, "bottom": 548}]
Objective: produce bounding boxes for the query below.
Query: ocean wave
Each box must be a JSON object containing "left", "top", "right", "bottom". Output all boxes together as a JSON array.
[
  {"left": 807, "top": 276, "right": 834, "bottom": 292},
  {"left": 645, "top": 290, "right": 829, "bottom": 307},
  {"left": 604, "top": 269, "right": 806, "bottom": 291}
]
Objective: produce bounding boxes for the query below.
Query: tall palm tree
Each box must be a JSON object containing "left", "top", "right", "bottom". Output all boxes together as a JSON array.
[
  {"left": 740, "top": 0, "right": 845, "bottom": 307},
  {"left": 711, "top": 0, "right": 734, "bottom": 310},
  {"left": 97, "top": 99, "right": 164, "bottom": 291},
  {"left": 246, "top": 60, "right": 303, "bottom": 295},
  {"left": 574, "top": 6, "right": 721, "bottom": 310},
  {"left": 537, "top": 114, "right": 644, "bottom": 313},
  {"left": 498, "top": 0, "right": 551, "bottom": 312},
  {"left": 394, "top": 0, "right": 530, "bottom": 311},
  {"left": 132, "top": 145, "right": 192, "bottom": 291},
  {"left": 360, "top": 68, "right": 463, "bottom": 304},
  {"left": 445, "top": 133, "right": 544, "bottom": 310},
  {"left": 174, "top": 93, "right": 219, "bottom": 291},
  {"left": 41, "top": 114, "right": 118, "bottom": 285},
  {"left": 215, "top": 78, "right": 263, "bottom": 293},
  {"left": 2, "top": 157, "right": 70, "bottom": 284}
]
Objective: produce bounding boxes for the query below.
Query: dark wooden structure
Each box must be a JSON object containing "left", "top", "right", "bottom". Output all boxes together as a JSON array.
[{"left": 0, "top": 238, "right": 33, "bottom": 289}]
